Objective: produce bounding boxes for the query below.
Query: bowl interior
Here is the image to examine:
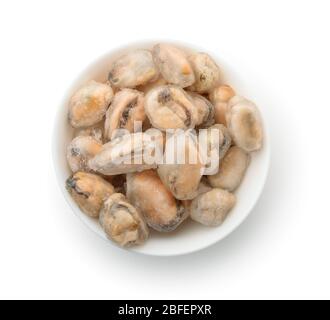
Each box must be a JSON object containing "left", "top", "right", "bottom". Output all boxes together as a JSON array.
[{"left": 53, "top": 41, "right": 270, "bottom": 256}]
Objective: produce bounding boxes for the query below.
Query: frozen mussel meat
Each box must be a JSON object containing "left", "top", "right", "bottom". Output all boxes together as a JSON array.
[
  {"left": 209, "top": 85, "right": 235, "bottom": 126},
  {"left": 108, "top": 49, "right": 159, "bottom": 88},
  {"left": 181, "top": 179, "right": 213, "bottom": 216},
  {"left": 226, "top": 96, "right": 263, "bottom": 152},
  {"left": 157, "top": 132, "right": 204, "bottom": 200},
  {"left": 190, "top": 188, "right": 236, "bottom": 226},
  {"left": 189, "top": 92, "right": 215, "bottom": 128},
  {"left": 63, "top": 43, "right": 265, "bottom": 247},
  {"left": 69, "top": 80, "right": 113, "bottom": 128},
  {"left": 100, "top": 193, "right": 149, "bottom": 247},
  {"left": 89, "top": 132, "right": 162, "bottom": 175},
  {"left": 104, "top": 89, "right": 145, "bottom": 140},
  {"left": 66, "top": 172, "right": 114, "bottom": 218},
  {"left": 208, "top": 146, "right": 250, "bottom": 191},
  {"left": 127, "top": 170, "right": 187, "bottom": 232},
  {"left": 188, "top": 52, "right": 221, "bottom": 93},
  {"left": 67, "top": 136, "right": 102, "bottom": 173},
  {"left": 145, "top": 85, "right": 199, "bottom": 130},
  {"left": 152, "top": 44, "right": 195, "bottom": 88}
]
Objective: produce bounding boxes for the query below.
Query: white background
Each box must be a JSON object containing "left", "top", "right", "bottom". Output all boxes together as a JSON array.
[{"left": 0, "top": 0, "right": 329, "bottom": 300}]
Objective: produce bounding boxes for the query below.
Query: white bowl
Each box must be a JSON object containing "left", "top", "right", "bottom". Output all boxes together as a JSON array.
[{"left": 52, "top": 41, "right": 271, "bottom": 257}]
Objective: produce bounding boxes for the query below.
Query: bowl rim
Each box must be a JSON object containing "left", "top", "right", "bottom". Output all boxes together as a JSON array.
[{"left": 52, "top": 39, "right": 271, "bottom": 257}]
